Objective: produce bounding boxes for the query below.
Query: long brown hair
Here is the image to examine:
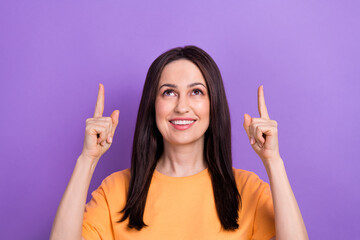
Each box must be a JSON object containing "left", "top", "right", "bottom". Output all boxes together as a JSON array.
[{"left": 118, "top": 45, "right": 241, "bottom": 231}]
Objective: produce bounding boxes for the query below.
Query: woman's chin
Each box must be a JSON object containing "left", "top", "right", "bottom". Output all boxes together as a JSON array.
[{"left": 164, "top": 136, "right": 205, "bottom": 147}]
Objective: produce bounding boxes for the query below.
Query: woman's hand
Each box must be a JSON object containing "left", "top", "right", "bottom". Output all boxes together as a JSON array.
[
  {"left": 243, "top": 85, "right": 280, "bottom": 166},
  {"left": 81, "top": 83, "right": 119, "bottom": 162},
  {"left": 243, "top": 86, "right": 308, "bottom": 239}
]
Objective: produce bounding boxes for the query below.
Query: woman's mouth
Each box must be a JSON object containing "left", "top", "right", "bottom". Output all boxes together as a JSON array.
[{"left": 169, "top": 119, "right": 196, "bottom": 130}]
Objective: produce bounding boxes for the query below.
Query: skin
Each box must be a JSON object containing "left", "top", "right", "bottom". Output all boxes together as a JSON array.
[
  {"left": 50, "top": 66, "right": 308, "bottom": 239},
  {"left": 50, "top": 83, "right": 119, "bottom": 240},
  {"left": 155, "top": 59, "right": 210, "bottom": 177},
  {"left": 243, "top": 85, "right": 309, "bottom": 240}
]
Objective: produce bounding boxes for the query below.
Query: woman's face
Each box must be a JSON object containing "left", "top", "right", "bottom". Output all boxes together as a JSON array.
[{"left": 155, "top": 59, "right": 210, "bottom": 146}]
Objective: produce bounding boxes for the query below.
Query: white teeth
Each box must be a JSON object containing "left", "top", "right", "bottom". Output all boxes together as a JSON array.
[{"left": 171, "top": 120, "right": 195, "bottom": 125}]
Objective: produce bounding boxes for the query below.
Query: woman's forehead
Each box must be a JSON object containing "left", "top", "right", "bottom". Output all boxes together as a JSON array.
[{"left": 158, "top": 59, "right": 206, "bottom": 86}]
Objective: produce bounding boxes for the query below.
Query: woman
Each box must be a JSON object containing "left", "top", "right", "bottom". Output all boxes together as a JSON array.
[{"left": 50, "top": 46, "right": 308, "bottom": 240}]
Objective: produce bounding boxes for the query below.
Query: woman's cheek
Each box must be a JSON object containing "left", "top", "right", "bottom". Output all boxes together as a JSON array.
[
  {"left": 195, "top": 100, "right": 210, "bottom": 116},
  {"left": 155, "top": 98, "right": 173, "bottom": 131}
]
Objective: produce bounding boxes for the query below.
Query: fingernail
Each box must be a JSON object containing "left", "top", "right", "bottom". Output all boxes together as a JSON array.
[
  {"left": 109, "top": 137, "right": 112, "bottom": 143},
  {"left": 250, "top": 138, "right": 255, "bottom": 144}
]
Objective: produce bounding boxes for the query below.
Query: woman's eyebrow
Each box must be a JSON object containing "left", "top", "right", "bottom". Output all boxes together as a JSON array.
[
  {"left": 159, "top": 82, "right": 206, "bottom": 90},
  {"left": 159, "top": 83, "right": 177, "bottom": 90},
  {"left": 188, "top": 82, "right": 206, "bottom": 88}
]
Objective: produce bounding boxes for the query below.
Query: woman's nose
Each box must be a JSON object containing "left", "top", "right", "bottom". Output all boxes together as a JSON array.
[{"left": 174, "top": 95, "right": 190, "bottom": 113}]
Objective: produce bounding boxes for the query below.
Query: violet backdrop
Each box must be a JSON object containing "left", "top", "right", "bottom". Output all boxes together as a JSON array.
[{"left": 1, "top": 0, "right": 359, "bottom": 239}]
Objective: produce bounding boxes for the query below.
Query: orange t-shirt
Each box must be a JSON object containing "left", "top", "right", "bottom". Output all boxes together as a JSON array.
[{"left": 82, "top": 167, "right": 275, "bottom": 240}]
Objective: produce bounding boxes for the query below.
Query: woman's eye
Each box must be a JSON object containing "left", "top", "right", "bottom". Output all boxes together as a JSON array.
[
  {"left": 192, "top": 89, "right": 203, "bottom": 95},
  {"left": 163, "top": 89, "right": 176, "bottom": 96}
]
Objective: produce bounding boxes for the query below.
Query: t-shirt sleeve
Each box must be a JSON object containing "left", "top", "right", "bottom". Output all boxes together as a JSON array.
[
  {"left": 252, "top": 181, "right": 276, "bottom": 240},
  {"left": 82, "top": 183, "right": 114, "bottom": 240}
]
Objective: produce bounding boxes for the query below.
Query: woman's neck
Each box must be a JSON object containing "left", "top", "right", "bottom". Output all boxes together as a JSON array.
[{"left": 155, "top": 139, "right": 207, "bottom": 177}]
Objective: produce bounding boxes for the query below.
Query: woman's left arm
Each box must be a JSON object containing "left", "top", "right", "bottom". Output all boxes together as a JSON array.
[{"left": 243, "top": 86, "right": 308, "bottom": 240}]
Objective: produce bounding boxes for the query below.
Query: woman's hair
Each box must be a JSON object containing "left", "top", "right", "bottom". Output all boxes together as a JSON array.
[{"left": 118, "top": 45, "right": 241, "bottom": 231}]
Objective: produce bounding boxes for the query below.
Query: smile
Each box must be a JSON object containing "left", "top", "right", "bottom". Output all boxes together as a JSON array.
[
  {"left": 169, "top": 119, "right": 196, "bottom": 130},
  {"left": 170, "top": 120, "right": 195, "bottom": 125}
]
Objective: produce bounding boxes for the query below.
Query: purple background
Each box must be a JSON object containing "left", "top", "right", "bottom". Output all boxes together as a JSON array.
[{"left": 1, "top": 1, "right": 359, "bottom": 239}]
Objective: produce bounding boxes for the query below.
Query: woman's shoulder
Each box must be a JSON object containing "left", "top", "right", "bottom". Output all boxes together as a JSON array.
[
  {"left": 232, "top": 167, "right": 261, "bottom": 180},
  {"left": 99, "top": 168, "right": 131, "bottom": 192},
  {"left": 231, "top": 167, "right": 269, "bottom": 191},
  {"left": 86, "top": 169, "right": 131, "bottom": 211}
]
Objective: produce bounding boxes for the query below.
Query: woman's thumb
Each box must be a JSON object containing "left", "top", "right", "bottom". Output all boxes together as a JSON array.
[
  {"left": 111, "top": 110, "right": 119, "bottom": 122},
  {"left": 110, "top": 110, "right": 119, "bottom": 135},
  {"left": 243, "top": 113, "right": 251, "bottom": 138}
]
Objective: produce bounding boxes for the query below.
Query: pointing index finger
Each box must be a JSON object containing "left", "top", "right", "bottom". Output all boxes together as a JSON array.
[
  {"left": 93, "top": 83, "right": 105, "bottom": 118},
  {"left": 258, "top": 85, "right": 270, "bottom": 119}
]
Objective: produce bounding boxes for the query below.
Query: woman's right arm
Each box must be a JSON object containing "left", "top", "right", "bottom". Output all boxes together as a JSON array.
[
  {"left": 50, "top": 155, "right": 99, "bottom": 240},
  {"left": 50, "top": 84, "right": 119, "bottom": 240}
]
